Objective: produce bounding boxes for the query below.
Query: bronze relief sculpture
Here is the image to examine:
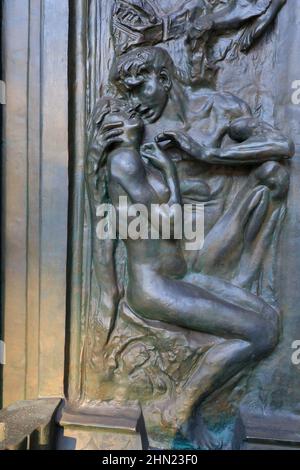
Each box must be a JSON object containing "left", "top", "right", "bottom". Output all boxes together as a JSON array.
[{"left": 81, "top": 0, "right": 293, "bottom": 449}]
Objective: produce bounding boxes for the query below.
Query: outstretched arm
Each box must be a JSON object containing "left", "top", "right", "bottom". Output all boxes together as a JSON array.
[
  {"left": 207, "top": 117, "right": 294, "bottom": 165},
  {"left": 206, "top": 136, "right": 293, "bottom": 165},
  {"left": 156, "top": 118, "right": 294, "bottom": 166},
  {"left": 239, "top": 0, "right": 287, "bottom": 51},
  {"left": 203, "top": 0, "right": 285, "bottom": 33},
  {"left": 179, "top": 0, "right": 285, "bottom": 48}
]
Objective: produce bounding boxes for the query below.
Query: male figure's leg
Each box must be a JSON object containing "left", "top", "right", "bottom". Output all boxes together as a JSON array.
[{"left": 193, "top": 162, "right": 289, "bottom": 284}]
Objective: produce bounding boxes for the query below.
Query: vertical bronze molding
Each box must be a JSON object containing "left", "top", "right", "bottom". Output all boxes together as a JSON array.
[
  {"left": 37, "top": 0, "right": 69, "bottom": 397},
  {"left": 3, "top": 0, "right": 30, "bottom": 405},
  {"left": 26, "top": 0, "right": 42, "bottom": 401},
  {"left": 66, "top": 0, "right": 87, "bottom": 403},
  {"left": 2, "top": 0, "right": 69, "bottom": 405},
  {"left": 2, "top": 0, "right": 43, "bottom": 403}
]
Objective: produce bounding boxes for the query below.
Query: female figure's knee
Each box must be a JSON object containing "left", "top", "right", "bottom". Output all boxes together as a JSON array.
[
  {"left": 127, "top": 279, "right": 161, "bottom": 320},
  {"left": 251, "top": 315, "right": 280, "bottom": 359}
]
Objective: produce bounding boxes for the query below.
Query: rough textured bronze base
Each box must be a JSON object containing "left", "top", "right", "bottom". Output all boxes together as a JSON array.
[
  {"left": 0, "top": 398, "right": 61, "bottom": 450},
  {"left": 233, "top": 408, "right": 300, "bottom": 450},
  {"left": 57, "top": 405, "right": 146, "bottom": 450},
  {"left": 57, "top": 427, "right": 143, "bottom": 451}
]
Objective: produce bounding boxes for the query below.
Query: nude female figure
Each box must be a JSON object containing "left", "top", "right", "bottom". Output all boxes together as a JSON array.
[{"left": 86, "top": 97, "right": 280, "bottom": 447}]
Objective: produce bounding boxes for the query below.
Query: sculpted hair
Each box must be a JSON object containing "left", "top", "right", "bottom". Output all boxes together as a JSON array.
[{"left": 110, "top": 46, "right": 176, "bottom": 88}]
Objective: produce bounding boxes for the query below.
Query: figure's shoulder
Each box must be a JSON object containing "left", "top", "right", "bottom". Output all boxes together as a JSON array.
[
  {"left": 210, "top": 90, "right": 252, "bottom": 117},
  {"left": 187, "top": 88, "right": 252, "bottom": 119},
  {"left": 109, "top": 148, "right": 140, "bottom": 180}
]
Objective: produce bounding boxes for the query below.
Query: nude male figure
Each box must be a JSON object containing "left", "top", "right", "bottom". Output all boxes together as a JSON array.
[{"left": 109, "top": 46, "right": 293, "bottom": 284}]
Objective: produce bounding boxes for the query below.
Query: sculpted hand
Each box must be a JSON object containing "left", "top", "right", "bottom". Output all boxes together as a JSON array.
[
  {"left": 97, "top": 118, "right": 125, "bottom": 153},
  {"left": 156, "top": 131, "right": 211, "bottom": 162},
  {"left": 141, "top": 142, "right": 174, "bottom": 171},
  {"left": 87, "top": 119, "right": 124, "bottom": 175}
]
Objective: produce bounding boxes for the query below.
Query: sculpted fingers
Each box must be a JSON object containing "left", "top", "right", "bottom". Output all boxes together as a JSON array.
[
  {"left": 101, "top": 121, "right": 124, "bottom": 133},
  {"left": 141, "top": 151, "right": 160, "bottom": 168},
  {"left": 156, "top": 131, "right": 176, "bottom": 142},
  {"left": 141, "top": 142, "right": 171, "bottom": 170},
  {"left": 102, "top": 128, "right": 124, "bottom": 141},
  {"left": 102, "top": 137, "right": 124, "bottom": 151},
  {"left": 159, "top": 131, "right": 192, "bottom": 153},
  {"left": 95, "top": 120, "right": 125, "bottom": 151},
  {"left": 142, "top": 142, "right": 156, "bottom": 152},
  {"left": 156, "top": 131, "right": 178, "bottom": 150}
]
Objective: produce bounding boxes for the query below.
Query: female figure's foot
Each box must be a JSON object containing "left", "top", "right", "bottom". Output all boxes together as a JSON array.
[{"left": 180, "top": 414, "right": 223, "bottom": 450}]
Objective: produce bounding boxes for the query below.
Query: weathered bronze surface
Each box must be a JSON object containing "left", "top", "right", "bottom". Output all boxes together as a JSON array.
[
  {"left": 64, "top": 0, "right": 299, "bottom": 450},
  {"left": 0, "top": 398, "right": 61, "bottom": 450},
  {"left": 233, "top": 407, "right": 300, "bottom": 449},
  {"left": 58, "top": 403, "right": 144, "bottom": 450},
  {"left": 1, "top": 0, "right": 300, "bottom": 451},
  {"left": 2, "top": 0, "right": 69, "bottom": 405}
]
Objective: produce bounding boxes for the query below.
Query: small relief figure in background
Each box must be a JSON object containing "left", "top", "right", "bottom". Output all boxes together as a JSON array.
[{"left": 112, "top": 0, "right": 287, "bottom": 81}]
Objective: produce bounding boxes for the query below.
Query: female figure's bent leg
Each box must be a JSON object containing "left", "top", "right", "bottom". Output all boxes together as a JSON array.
[
  {"left": 127, "top": 271, "right": 280, "bottom": 448},
  {"left": 128, "top": 272, "right": 279, "bottom": 360}
]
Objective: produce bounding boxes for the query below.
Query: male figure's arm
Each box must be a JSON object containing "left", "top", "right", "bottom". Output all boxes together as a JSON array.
[
  {"left": 156, "top": 118, "right": 294, "bottom": 166},
  {"left": 239, "top": 0, "right": 287, "bottom": 51},
  {"left": 205, "top": 118, "right": 294, "bottom": 165}
]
